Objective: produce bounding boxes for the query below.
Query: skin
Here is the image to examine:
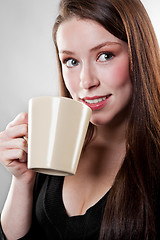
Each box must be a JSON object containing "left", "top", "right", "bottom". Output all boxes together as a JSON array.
[
  {"left": 0, "top": 113, "right": 36, "bottom": 239},
  {"left": 56, "top": 18, "right": 132, "bottom": 216},
  {"left": 57, "top": 18, "right": 132, "bottom": 126},
  {"left": 0, "top": 17, "right": 132, "bottom": 238}
]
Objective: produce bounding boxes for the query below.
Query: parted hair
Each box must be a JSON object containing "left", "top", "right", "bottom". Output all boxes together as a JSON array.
[{"left": 53, "top": 0, "right": 160, "bottom": 239}]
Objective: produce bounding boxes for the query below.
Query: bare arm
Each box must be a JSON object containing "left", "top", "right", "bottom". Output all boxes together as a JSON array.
[
  {"left": 1, "top": 176, "right": 35, "bottom": 240},
  {"left": 0, "top": 113, "right": 36, "bottom": 240}
]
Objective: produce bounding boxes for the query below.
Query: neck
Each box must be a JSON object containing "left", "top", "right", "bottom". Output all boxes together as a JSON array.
[
  {"left": 81, "top": 112, "right": 128, "bottom": 179},
  {"left": 94, "top": 112, "right": 129, "bottom": 149}
]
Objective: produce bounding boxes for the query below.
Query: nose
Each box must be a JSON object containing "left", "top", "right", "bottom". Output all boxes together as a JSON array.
[{"left": 79, "top": 63, "right": 100, "bottom": 90}]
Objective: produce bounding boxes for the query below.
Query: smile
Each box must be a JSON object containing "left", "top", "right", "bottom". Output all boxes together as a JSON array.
[
  {"left": 84, "top": 96, "right": 107, "bottom": 104},
  {"left": 81, "top": 95, "right": 111, "bottom": 111}
]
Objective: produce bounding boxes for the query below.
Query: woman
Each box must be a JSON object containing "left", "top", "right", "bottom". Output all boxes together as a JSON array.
[{"left": 1, "top": 0, "right": 160, "bottom": 239}]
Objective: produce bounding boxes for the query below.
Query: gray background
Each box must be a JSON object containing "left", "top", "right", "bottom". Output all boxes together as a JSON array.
[{"left": 0, "top": 0, "right": 159, "bottom": 212}]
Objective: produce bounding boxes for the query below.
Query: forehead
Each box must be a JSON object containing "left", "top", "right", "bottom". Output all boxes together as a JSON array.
[{"left": 56, "top": 17, "right": 124, "bottom": 51}]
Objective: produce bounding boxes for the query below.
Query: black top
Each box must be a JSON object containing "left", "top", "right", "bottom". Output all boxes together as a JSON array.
[
  {"left": 0, "top": 173, "right": 108, "bottom": 240},
  {"left": 1, "top": 174, "right": 160, "bottom": 239}
]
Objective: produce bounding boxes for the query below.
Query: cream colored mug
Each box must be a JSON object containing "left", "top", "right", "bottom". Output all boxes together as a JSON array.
[{"left": 27, "top": 96, "right": 92, "bottom": 176}]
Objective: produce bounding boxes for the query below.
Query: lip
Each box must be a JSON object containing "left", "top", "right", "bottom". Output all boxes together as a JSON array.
[{"left": 81, "top": 95, "right": 111, "bottom": 111}]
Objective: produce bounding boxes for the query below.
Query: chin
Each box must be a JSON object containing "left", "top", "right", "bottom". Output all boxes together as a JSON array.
[
  {"left": 90, "top": 117, "right": 110, "bottom": 126},
  {"left": 90, "top": 111, "right": 119, "bottom": 126}
]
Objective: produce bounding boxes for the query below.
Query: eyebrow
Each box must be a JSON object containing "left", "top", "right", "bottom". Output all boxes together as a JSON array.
[
  {"left": 59, "top": 41, "right": 121, "bottom": 55},
  {"left": 90, "top": 41, "right": 121, "bottom": 52}
]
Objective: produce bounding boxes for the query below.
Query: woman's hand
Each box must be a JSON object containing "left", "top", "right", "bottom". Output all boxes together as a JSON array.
[{"left": 0, "top": 112, "right": 36, "bottom": 184}]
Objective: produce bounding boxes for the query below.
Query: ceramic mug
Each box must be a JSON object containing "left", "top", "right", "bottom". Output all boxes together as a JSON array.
[{"left": 27, "top": 96, "right": 92, "bottom": 176}]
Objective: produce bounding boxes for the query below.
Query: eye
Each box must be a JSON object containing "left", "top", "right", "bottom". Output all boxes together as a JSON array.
[
  {"left": 97, "top": 52, "right": 114, "bottom": 62},
  {"left": 63, "top": 58, "right": 79, "bottom": 68}
]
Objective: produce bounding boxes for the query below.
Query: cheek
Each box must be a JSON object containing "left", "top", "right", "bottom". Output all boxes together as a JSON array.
[
  {"left": 107, "top": 59, "right": 130, "bottom": 88},
  {"left": 62, "top": 68, "right": 72, "bottom": 92},
  {"left": 63, "top": 76, "right": 78, "bottom": 97},
  {"left": 62, "top": 67, "right": 80, "bottom": 97}
]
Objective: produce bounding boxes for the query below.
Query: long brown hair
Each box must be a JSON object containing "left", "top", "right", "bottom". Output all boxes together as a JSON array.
[{"left": 53, "top": 0, "right": 160, "bottom": 239}]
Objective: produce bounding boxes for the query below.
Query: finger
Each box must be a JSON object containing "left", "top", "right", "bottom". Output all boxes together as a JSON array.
[
  {"left": 5, "top": 160, "right": 29, "bottom": 178},
  {"left": 0, "top": 138, "right": 28, "bottom": 153},
  {"left": 1, "top": 149, "right": 27, "bottom": 166},
  {"left": 6, "top": 112, "right": 28, "bottom": 129},
  {"left": 5, "top": 124, "right": 28, "bottom": 139}
]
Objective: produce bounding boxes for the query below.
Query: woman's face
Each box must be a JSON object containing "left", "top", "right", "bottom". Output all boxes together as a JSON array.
[{"left": 56, "top": 18, "right": 132, "bottom": 126}]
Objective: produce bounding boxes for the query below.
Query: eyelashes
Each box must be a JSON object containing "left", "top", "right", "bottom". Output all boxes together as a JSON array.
[
  {"left": 63, "top": 58, "right": 79, "bottom": 68},
  {"left": 97, "top": 52, "right": 114, "bottom": 62},
  {"left": 62, "top": 51, "right": 114, "bottom": 68}
]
